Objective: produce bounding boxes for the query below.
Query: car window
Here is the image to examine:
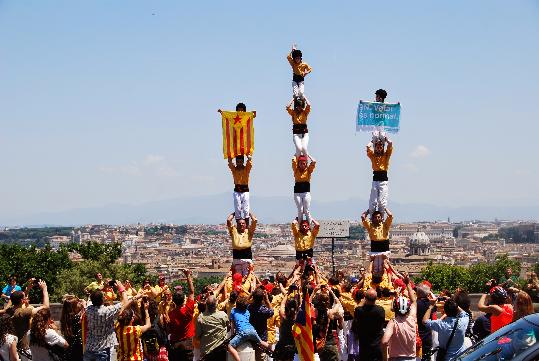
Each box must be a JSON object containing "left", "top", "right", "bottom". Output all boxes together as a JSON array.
[{"left": 456, "top": 317, "right": 539, "bottom": 361}]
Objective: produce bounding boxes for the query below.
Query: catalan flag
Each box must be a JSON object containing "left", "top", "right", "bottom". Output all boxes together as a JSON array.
[
  {"left": 293, "top": 290, "right": 314, "bottom": 361},
  {"left": 221, "top": 111, "right": 255, "bottom": 159}
]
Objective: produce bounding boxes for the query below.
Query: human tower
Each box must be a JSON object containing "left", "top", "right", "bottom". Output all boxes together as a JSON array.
[{"left": 219, "top": 45, "right": 396, "bottom": 280}]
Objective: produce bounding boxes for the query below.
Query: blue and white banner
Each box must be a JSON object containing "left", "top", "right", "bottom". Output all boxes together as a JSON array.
[{"left": 356, "top": 101, "right": 401, "bottom": 133}]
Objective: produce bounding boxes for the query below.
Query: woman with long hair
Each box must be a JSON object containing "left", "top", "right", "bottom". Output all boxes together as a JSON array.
[
  {"left": 273, "top": 283, "right": 300, "bottom": 361},
  {"left": 60, "top": 295, "right": 85, "bottom": 361},
  {"left": 29, "top": 308, "right": 69, "bottom": 361},
  {"left": 312, "top": 286, "right": 343, "bottom": 361},
  {"left": 513, "top": 291, "right": 534, "bottom": 321},
  {"left": 115, "top": 298, "right": 151, "bottom": 361},
  {"left": 0, "top": 314, "right": 19, "bottom": 361}
]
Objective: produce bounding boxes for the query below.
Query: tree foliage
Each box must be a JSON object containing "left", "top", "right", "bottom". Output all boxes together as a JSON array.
[
  {"left": 65, "top": 241, "right": 122, "bottom": 264},
  {"left": 418, "top": 254, "right": 522, "bottom": 293}
]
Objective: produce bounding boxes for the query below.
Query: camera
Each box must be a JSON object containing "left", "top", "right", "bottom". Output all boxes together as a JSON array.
[{"left": 108, "top": 280, "right": 116, "bottom": 288}]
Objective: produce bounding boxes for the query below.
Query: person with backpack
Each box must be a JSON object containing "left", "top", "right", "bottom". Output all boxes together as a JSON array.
[
  {"left": 422, "top": 298, "right": 469, "bottom": 361},
  {"left": 381, "top": 272, "right": 417, "bottom": 361}
]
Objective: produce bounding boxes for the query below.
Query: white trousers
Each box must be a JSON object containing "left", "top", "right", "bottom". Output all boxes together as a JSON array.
[
  {"left": 368, "top": 180, "right": 388, "bottom": 214},
  {"left": 294, "top": 192, "right": 312, "bottom": 224},
  {"left": 293, "top": 133, "right": 309, "bottom": 158},
  {"left": 233, "top": 191, "right": 250, "bottom": 220},
  {"left": 292, "top": 80, "right": 304, "bottom": 98},
  {"left": 232, "top": 259, "right": 252, "bottom": 277}
]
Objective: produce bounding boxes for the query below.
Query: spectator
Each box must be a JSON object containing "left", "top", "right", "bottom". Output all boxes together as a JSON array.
[
  {"left": 1, "top": 277, "right": 22, "bottom": 306},
  {"left": 478, "top": 286, "right": 513, "bottom": 333},
  {"left": 195, "top": 295, "right": 228, "bottom": 361},
  {"left": 500, "top": 267, "right": 518, "bottom": 288},
  {"left": 101, "top": 281, "right": 117, "bottom": 303},
  {"left": 453, "top": 289, "right": 473, "bottom": 348},
  {"left": 140, "top": 298, "right": 164, "bottom": 361},
  {"left": 5, "top": 280, "right": 49, "bottom": 357},
  {"left": 381, "top": 272, "right": 417, "bottom": 361},
  {"left": 513, "top": 290, "right": 534, "bottom": 321},
  {"left": 83, "top": 280, "right": 129, "bottom": 361},
  {"left": 313, "top": 287, "right": 343, "bottom": 361},
  {"left": 0, "top": 314, "right": 19, "bottom": 361},
  {"left": 154, "top": 274, "right": 169, "bottom": 303},
  {"left": 123, "top": 280, "right": 137, "bottom": 299},
  {"left": 115, "top": 298, "right": 152, "bottom": 361},
  {"left": 415, "top": 281, "right": 435, "bottom": 361},
  {"left": 228, "top": 295, "right": 271, "bottom": 361},
  {"left": 60, "top": 295, "right": 85, "bottom": 361},
  {"left": 472, "top": 313, "right": 491, "bottom": 341},
  {"left": 352, "top": 288, "right": 385, "bottom": 361},
  {"left": 422, "top": 298, "right": 469, "bottom": 361},
  {"left": 167, "top": 269, "right": 195, "bottom": 361},
  {"left": 158, "top": 289, "right": 175, "bottom": 329},
  {"left": 84, "top": 273, "right": 104, "bottom": 295},
  {"left": 248, "top": 288, "right": 274, "bottom": 361},
  {"left": 273, "top": 283, "right": 298, "bottom": 361},
  {"left": 29, "top": 308, "right": 68, "bottom": 361}
]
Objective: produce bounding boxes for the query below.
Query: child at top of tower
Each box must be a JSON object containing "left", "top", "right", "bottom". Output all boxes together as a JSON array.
[
  {"left": 287, "top": 44, "right": 312, "bottom": 98},
  {"left": 375, "top": 88, "right": 387, "bottom": 103},
  {"left": 218, "top": 102, "right": 257, "bottom": 118},
  {"left": 286, "top": 96, "right": 311, "bottom": 158}
]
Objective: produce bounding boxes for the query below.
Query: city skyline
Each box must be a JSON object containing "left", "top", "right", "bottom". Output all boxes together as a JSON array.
[{"left": 2, "top": 1, "right": 539, "bottom": 225}]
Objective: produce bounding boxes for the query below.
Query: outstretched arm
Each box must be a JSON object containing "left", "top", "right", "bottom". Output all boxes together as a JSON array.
[
  {"left": 248, "top": 212, "right": 257, "bottom": 236},
  {"left": 478, "top": 294, "right": 503, "bottom": 315},
  {"left": 227, "top": 213, "right": 235, "bottom": 228},
  {"left": 184, "top": 269, "right": 195, "bottom": 301}
]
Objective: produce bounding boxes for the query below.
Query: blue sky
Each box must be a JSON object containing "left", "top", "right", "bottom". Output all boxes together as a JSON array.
[{"left": 1, "top": 0, "right": 538, "bottom": 220}]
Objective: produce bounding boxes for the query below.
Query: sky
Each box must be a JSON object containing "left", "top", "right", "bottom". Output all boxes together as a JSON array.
[{"left": 1, "top": 0, "right": 539, "bottom": 221}]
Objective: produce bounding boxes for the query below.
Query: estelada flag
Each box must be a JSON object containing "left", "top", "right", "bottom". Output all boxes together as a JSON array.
[
  {"left": 293, "top": 290, "right": 314, "bottom": 361},
  {"left": 221, "top": 111, "right": 255, "bottom": 159}
]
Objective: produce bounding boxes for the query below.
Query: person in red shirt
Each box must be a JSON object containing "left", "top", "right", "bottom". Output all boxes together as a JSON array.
[
  {"left": 168, "top": 269, "right": 195, "bottom": 361},
  {"left": 478, "top": 286, "right": 514, "bottom": 333}
]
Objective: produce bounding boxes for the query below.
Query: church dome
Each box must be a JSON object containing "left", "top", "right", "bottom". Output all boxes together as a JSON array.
[{"left": 410, "top": 231, "right": 430, "bottom": 245}]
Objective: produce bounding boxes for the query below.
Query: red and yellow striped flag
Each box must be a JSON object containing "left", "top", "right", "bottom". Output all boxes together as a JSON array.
[
  {"left": 293, "top": 290, "right": 314, "bottom": 361},
  {"left": 221, "top": 111, "right": 255, "bottom": 159}
]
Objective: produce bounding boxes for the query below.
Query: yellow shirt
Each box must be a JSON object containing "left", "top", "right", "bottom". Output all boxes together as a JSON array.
[
  {"left": 85, "top": 281, "right": 104, "bottom": 293},
  {"left": 292, "top": 157, "right": 315, "bottom": 183},
  {"left": 124, "top": 287, "right": 137, "bottom": 298},
  {"left": 267, "top": 313, "right": 278, "bottom": 345},
  {"left": 229, "top": 160, "right": 252, "bottom": 185},
  {"left": 376, "top": 297, "right": 395, "bottom": 321},
  {"left": 154, "top": 284, "right": 169, "bottom": 303},
  {"left": 363, "top": 273, "right": 393, "bottom": 291},
  {"left": 158, "top": 300, "right": 176, "bottom": 324},
  {"left": 367, "top": 145, "right": 393, "bottom": 172},
  {"left": 103, "top": 289, "right": 116, "bottom": 302},
  {"left": 291, "top": 222, "right": 318, "bottom": 251},
  {"left": 362, "top": 215, "right": 393, "bottom": 241},
  {"left": 340, "top": 291, "right": 357, "bottom": 317},
  {"left": 287, "top": 105, "right": 311, "bottom": 125},
  {"left": 225, "top": 274, "right": 254, "bottom": 296},
  {"left": 287, "top": 52, "right": 312, "bottom": 77},
  {"left": 228, "top": 224, "right": 255, "bottom": 250}
]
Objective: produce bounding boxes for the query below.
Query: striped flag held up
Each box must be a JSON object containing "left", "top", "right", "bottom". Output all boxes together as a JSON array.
[
  {"left": 293, "top": 290, "right": 315, "bottom": 361},
  {"left": 221, "top": 111, "right": 255, "bottom": 159}
]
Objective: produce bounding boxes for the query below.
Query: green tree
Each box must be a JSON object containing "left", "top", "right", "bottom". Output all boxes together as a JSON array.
[{"left": 65, "top": 241, "right": 122, "bottom": 264}]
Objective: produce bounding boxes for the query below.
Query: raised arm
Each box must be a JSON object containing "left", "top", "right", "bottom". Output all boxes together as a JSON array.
[
  {"left": 184, "top": 269, "right": 195, "bottom": 301},
  {"left": 286, "top": 98, "right": 294, "bottom": 110},
  {"left": 32, "top": 280, "right": 50, "bottom": 315},
  {"left": 227, "top": 213, "right": 235, "bottom": 228},
  {"left": 478, "top": 294, "right": 503, "bottom": 315},
  {"left": 140, "top": 299, "right": 152, "bottom": 333},
  {"left": 385, "top": 208, "right": 393, "bottom": 219},
  {"left": 422, "top": 296, "right": 437, "bottom": 325},
  {"left": 248, "top": 212, "right": 257, "bottom": 237},
  {"left": 403, "top": 272, "right": 416, "bottom": 304}
]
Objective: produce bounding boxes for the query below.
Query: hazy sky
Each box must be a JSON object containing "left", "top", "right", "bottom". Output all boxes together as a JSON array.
[{"left": 1, "top": 0, "right": 539, "bottom": 219}]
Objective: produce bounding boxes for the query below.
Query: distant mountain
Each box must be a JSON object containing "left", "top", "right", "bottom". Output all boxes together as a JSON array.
[{"left": 2, "top": 193, "right": 538, "bottom": 226}]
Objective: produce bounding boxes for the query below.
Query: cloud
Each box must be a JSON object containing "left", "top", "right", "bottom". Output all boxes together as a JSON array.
[
  {"left": 410, "top": 145, "right": 431, "bottom": 158},
  {"left": 98, "top": 155, "right": 180, "bottom": 177}
]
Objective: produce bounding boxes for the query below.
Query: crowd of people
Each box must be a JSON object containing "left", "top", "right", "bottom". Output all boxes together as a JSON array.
[{"left": 0, "top": 263, "right": 536, "bottom": 361}]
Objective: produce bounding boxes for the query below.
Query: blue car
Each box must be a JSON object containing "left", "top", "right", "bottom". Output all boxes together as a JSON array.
[{"left": 454, "top": 313, "right": 539, "bottom": 360}]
